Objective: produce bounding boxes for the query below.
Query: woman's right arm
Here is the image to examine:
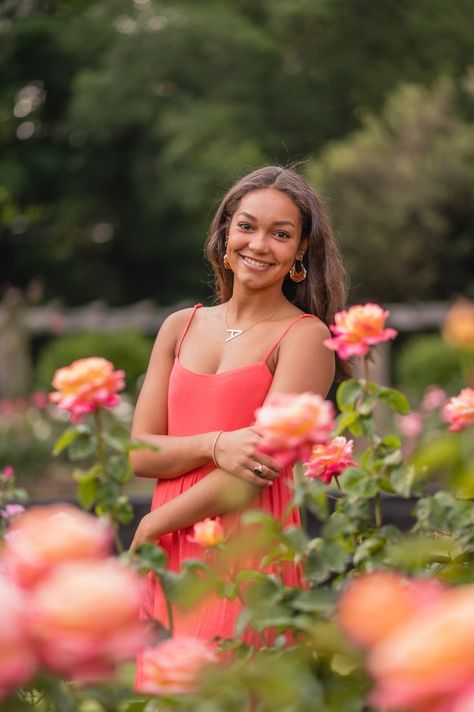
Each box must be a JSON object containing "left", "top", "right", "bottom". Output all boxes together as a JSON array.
[{"left": 129, "top": 310, "right": 216, "bottom": 478}]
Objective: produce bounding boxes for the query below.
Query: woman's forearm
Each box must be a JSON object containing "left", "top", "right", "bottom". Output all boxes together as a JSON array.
[
  {"left": 140, "top": 468, "right": 262, "bottom": 538},
  {"left": 130, "top": 431, "right": 216, "bottom": 479}
]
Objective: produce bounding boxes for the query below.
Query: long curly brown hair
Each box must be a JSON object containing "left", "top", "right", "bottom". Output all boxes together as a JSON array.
[{"left": 205, "top": 166, "right": 351, "bottom": 381}]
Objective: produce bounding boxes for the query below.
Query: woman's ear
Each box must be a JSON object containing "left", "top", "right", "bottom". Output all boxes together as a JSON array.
[{"left": 299, "top": 238, "right": 309, "bottom": 257}]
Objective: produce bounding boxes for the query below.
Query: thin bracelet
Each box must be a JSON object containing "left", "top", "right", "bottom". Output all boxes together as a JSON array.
[{"left": 211, "top": 430, "right": 224, "bottom": 467}]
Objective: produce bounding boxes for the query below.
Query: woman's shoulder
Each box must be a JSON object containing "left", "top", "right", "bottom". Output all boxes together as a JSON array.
[{"left": 278, "top": 311, "right": 331, "bottom": 350}]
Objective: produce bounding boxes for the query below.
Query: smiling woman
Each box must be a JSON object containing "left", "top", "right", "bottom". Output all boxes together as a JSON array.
[{"left": 130, "top": 166, "right": 349, "bottom": 680}]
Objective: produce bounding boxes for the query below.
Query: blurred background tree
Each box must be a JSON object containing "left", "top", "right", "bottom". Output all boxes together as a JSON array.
[{"left": 1, "top": 0, "right": 474, "bottom": 306}]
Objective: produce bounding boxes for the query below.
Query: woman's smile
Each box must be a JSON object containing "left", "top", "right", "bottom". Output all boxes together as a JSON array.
[{"left": 239, "top": 254, "right": 274, "bottom": 271}]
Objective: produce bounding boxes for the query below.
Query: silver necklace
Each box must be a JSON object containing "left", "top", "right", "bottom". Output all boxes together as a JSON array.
[{"left": 224, "top": 302, "right": 281, "bottom": 342}]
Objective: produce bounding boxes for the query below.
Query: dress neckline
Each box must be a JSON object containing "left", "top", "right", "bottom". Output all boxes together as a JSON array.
[{"left": 174, "top": 357, "right": 273, "bottom": 379}]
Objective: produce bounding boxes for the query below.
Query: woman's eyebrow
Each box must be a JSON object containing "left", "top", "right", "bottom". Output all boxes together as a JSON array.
[{"left": 238, "top": 211, "right": 295, "bottom": 227}]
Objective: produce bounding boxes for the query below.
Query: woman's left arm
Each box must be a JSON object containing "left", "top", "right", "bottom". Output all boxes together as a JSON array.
[{"left": 130, "top": 319, "right": 335, "bottom": 550}]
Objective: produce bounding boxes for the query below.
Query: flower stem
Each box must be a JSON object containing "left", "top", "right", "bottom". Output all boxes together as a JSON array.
[
  {"left": 374, "top": 492, "right": 382, "bottom": 528},
  {"left": 93, "top": 409, "right": 123, "bottom": 553}
]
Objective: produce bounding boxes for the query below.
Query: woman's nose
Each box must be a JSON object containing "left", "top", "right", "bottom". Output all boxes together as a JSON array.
[{"left": 248, "top": 230, "right": 268, "bottom": 252}]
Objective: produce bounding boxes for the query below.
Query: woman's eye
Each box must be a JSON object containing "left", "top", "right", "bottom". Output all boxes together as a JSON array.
[
  {"left": 238, "top": 222, "right": 252, "bottom": 230},
  {"left": 275, "top": 230, "right": 290, "bottom": 239}
]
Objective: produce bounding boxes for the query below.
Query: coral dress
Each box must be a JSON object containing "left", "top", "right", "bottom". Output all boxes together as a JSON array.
[{"left": 136, "top": 305, "right": 313, "bottom": 667}]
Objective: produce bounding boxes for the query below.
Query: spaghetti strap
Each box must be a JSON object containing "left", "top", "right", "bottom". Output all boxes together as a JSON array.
[
  {"left": 175, "top": 304, "right": 203, "bottom": 357},
  {"left": 263, "top": 313, "right": 315, "bottom": 363}
]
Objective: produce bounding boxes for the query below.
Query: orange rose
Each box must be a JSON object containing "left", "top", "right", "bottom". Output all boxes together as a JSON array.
[
  {"left": 188, "top": 517, "right": 225, "bottom": 547},
  {"left": 29, "top": 559, "right": 147, "bottom": 680},
  {"left": 443, "top": 388, "right": 474, "bottom": 432},
  {"left": 255, "top": 392, "right": 335, "bottom": 467},
  {"left": 137, "top": 636, "right": 217, "bottom": 696},
  {"left": 369, "top": 586, "right": 474, "bottom": 711},
  {"left": 337, "top": 572, "right": 444, "bottom": 648},
  {"left": 1, "top": 504, "right": 112, "bottom": 588},
  {"left": 324, "top": 303, "right": 398, "bottom": 360},
  {"left": 303, "top": 436, "right": 355, "bottom": 483},
  {"left": 49, "top": 357, "right": 125, "bottom": 423},
  {"left": 0, "top": 576, "right": 36, "bottom": 699},
  {"left": 442, "top": 299, "right": 474, "bottom": 351}
]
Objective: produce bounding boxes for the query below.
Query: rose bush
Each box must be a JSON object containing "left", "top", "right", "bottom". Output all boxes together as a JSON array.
[{"left": 1, "top": 300, "right": 473, "bottom": 711}]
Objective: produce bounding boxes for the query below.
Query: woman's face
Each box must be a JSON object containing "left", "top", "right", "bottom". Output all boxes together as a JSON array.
[{"left": 225, "top": 188, "right": 306, "bottom": 292}]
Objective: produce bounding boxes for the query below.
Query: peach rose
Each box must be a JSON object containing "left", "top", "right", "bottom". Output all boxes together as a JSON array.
[
  {"left": 324, "top": 303, "right": 398, "bottom": 360},
  {"left": 188, "top": 517, "right": 225, "bottom": 547},
  {"left": 443, "top": 388, "right": 474, "bottom": 432},
  {"left": 255, "top": 392, "right": 335, "bottom": 467},
  {"left": 368, "top": 586, "right": 474, "bottom": 711},
  {"left": 442, "top": 299, "right": 474, "bottom": 351},
  {"left": 0, "top": 504, "right": 112, "bottom": 588},
  {"left": 338, "top": 571, "right": 444, "bottom": 648},
  {"left": 28, "top": 559, "right": 147, "bottom": 680},
  {"left": 0, "top": 575, "right": 36, "bottom": 699},
  {"left": 421, "top": 386, "right": 446, "bottom": 412},
  {"left": 303, "top": 436, "right": 355, "bottom": 483},
  {"left": 49, "top": 357, "right": 125, "bottom": 423},
  {"left": 137, "top": 636, "right": 217, "bottom": 696}
]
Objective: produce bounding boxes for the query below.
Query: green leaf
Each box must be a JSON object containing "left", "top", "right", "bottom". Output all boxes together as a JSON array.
[
  {"left": 235, "top": 569, "right": 270, "bottom": 585},
  {"left": 340, "top": 467, "right": 379, "bottom": 498},
  {"left": 336, "top": 379, "right": 363, "bottom": 411},
  {"left": 291, "top": 589, "right": 335, "bottom": 613},
  {"left": 52, "top": 424, "right": 90, "bottom": 456},
  {"left": 77, "top": 476, "right": 98, "bottom": 509},
  {"left": 378, "top": 387, "right": 410, "bottom": 414},
  {"left": 108, "top": 455, "right": 132, "bottom": 483},
  {"left": 68, "top": 431, "right": 96, "bottom": 460},
  {"left": 335, "top": 411, "right": 361, "bottom": 435}
]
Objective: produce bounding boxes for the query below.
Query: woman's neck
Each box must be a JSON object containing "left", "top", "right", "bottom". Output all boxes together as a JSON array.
[{"left": 225, "top": 286, "right": 289, "bottom": 322}]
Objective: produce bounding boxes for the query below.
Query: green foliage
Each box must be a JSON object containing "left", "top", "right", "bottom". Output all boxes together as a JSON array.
[
  {"left": 395, "top": 332, "right": 464, "bottom": 401},
  {"left": 35, "top": 330, "right": 153, "bottom": 391},
  {"left": 306, "top": 79, "right": 474, "bottom": 303},
  {"left": 2, "top": 1, "right": 474, "bottom": 304}
]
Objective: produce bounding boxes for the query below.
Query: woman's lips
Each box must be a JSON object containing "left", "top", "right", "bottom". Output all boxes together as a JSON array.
[{"left": 239, "top": 254, "right": 273, "bottom": 271}]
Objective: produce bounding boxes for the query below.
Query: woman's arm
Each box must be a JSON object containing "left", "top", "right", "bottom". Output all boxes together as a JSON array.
[{"left": 131, "top": 318, "right": 335, "bottom": 547}]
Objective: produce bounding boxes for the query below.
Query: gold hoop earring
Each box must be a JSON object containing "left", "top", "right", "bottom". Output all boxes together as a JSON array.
[
  {"left": 289, "top": 256, "right": 307, "bottom": 283},
  {"left": 223, "top": 253, "right": 231, "bottom": 270}
]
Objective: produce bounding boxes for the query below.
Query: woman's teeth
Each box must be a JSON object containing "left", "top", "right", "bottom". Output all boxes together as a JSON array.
[{"left": 240, "top": 255, "right": 272, "bottom": 269}]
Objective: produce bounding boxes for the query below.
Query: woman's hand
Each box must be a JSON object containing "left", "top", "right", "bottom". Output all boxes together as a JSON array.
[
  {"left": 213, "top": 427, "right": 281, "bottom": 487},
  {"left": 129, "top": 512, "right": 162, "bottom": 553}
]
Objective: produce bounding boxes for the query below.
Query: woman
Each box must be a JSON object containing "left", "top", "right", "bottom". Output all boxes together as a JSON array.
[{"left": 130, "top": 166, "right": 348, "bottom": 648}]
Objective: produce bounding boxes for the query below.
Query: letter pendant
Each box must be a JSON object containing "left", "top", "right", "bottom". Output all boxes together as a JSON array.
[{"left": 225, "top": 329, "right": 243, "bottom": 342}]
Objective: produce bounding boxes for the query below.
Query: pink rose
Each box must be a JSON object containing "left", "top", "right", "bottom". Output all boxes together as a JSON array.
[
  {"left": 1, "top": 465, "right": 14, "bottom": 480},
  {"left": 421, "top": 386, "right": 446, "bottom": 412},
  {"left": 303, "top": 436, "right": 355, "bottom": 483},
  {"left": 395, "top": 412, "right": 423, "bottom": 439},
  {"left": 368, "top": 586, "right": 474, "bottom": 711},
  {"left": 443, "top": 388, "right": 474, "bottom": 432},
  {"left": 0, "top": 575, "right": 36, "bottom": 699},
  {"left": 254, "top": 392, "right": 335, "bottom": 467},
  {"left": 188, "top": 517, "right": 225, "bottom": 547},
  {"left": 1, "top": 504, "right": 26, "bottom": 520},
  {"left": 49, "top": 357, "right": 125, "bottom": 423},
  {"left": 28, "top": 559, "right": 147, "bottom": 680},
  {"left": 324, "top": 303, "right": 398, "bottom": 360},
  {"left": 442, "top": 298, "right": 474, "bottom": 351},
  {"left": 0, "top": 504, "right": 112, "bottom": 588},
  {"left": 338, "top": 572, "right": 445, "bottom": 649},
  {"left": 137, "top": 636, "right": 217, "bottom": 696}
]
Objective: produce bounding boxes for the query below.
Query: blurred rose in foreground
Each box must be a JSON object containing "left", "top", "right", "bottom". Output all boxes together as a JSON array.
[
  {"left": 303, "top": 436, "right": 355, "bottom": 483},
  {"left": 368, "top": 585, "right": 474, "bottom": 711},
  {"left": 443, "top": 388, "right": 474, "bottom": 432},
  {"left": 137, "top": 636, "right": 217, "bottom": 696},
  {"left": 188, "top": 517, "right": 225, "bottom": 547},
  {"left": 338, "top": 571, "right": 444, "bottom": 648},
  {"left": 323, "top": 303, "right": 398, "bottom": 360},
  {"left": 255, "top": 392, "right": 335, "bottom": 467},
  {"left": 49, "top": 357, "right": 125, "bottom": 423},
  {"left": 0, "top": 504, "right": 112, "bottom": 588},
  {"left": 442, "top": 298, "right": 474, "bottom": 351},
  {"left": 29, "top": 559, "right": 147, "bottom": 680},
  {"left": 0, "top": 576, "right": 36, "bottom": 699},
  {"left": 1, "top": 465, "right": 14, "bottom": 480}
]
